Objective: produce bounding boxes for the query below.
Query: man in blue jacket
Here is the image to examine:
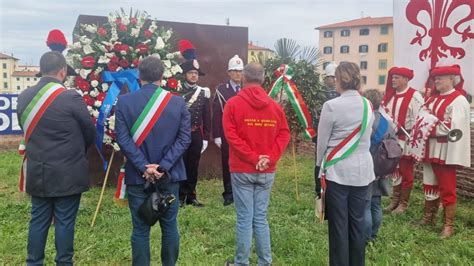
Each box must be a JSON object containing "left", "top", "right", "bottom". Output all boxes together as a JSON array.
[{"left": 115, "top": 56, "right": 191, "bottom": 266}]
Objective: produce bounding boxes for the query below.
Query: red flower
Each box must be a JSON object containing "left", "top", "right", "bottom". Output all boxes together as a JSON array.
[
  {"left": 98, "top": 27, "right": 107, "bottom": 37},
  {"left": 83, "top": 95, "right": 95, "bottom": 106},
  {"left": 136, "top": 43, "right": 148, "bottom": 54},
  {"left": 118, "top": 24, "right": 127, "bottom": 32},
  {"left": 130, "top": 18, "right": 138, "bottom": 25},
  {"left": 132, "top": 58, "right": 140, "bottom": 67},
  {"left": 144, "top": 29, "right": 153, "bottom": 38},
  {"left": 115, "top": 18, "right": 122, "bottom": 25},
  {"left": 91, "top": 117, "right": 97, "bottom": 124},
  {"left": 97, "top": 92, "right": 106, "bottom": 102},
  {"left": 110, "top": 55, "right": 119, "bottom": 64},
  {"left": 89, "top": 71, "right": 101, "bottom": 81},
  {"left": 167, "top": 78, "right": 178, "bottom": 89},
  {"left": 107, "top": 62, "right": 119, "bottom": 72},
  {"left": 119, "top": 58, "right": 129, "bottom": 68},
  {"left": 120, "top": 44, "right": 129, "bottom": 52},
  {"left": 113, "top": 43, "right": 122, "bottom": 52},
  {"left": 75, "top": 77, "right": 90, "bottom": 92},
  {"left": 81, "top": 56, "right": 96, "bottom": 68}
]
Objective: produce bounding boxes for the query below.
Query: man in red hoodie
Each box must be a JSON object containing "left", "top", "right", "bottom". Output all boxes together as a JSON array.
[{"left": 223, "top": 63, "right": 290, "bottom": 266}]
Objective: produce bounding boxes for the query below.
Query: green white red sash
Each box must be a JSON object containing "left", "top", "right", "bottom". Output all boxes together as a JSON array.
[
  {"left": 114, "top": 87, "right": 172, "bottom": 200},
  {"left": 18, "top": 82, "right": 66, "bottom": 192},
  {"left": 268, "top": 64, "right": 316, "bottom": 139},
  {"left": 317, "top": 97, "right": 372, "bottom": 221}
]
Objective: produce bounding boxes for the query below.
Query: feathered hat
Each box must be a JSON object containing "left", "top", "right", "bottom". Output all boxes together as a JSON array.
[
  {"left": 37, "top": 29, "right": 77, "bottom": 77},
  {"left": 179, "top": 39, "right": 205, "bottom": 76}
]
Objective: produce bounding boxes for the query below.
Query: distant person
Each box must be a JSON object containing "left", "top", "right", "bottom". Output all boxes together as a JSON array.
[
  {"left": 115, "top": 56, "right": 191, "bottom": 265},
  {"left": 223, "top": 63, "right": 290, "bottom": 266},
  {"left": 363, "top": 89, "right": 393, "bottom": 242},
  {"left": 316, "top": 62, "right": 374, "bottom": 266},
  {"left": 17, "top": 51, "right": 96, "bottom": 265},
  {"left": 212, "top": 55, "right": 244, "bottom": 206}
]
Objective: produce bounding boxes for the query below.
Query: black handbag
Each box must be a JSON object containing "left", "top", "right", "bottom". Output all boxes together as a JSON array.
[{"left": 138, "top": 174, "right": 176, "bottom": 226}]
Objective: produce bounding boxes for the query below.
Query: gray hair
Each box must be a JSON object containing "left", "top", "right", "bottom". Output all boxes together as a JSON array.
[
  {"left": 139, "top": 56, "right": 164, "bottom": 82},
  {"left": 40, "top": 51, "right": 66, "bottom": 76},
  {"left": 243, "top": 63, "right": 265, "bottom": 84},
  {"left": 453, "top": 75, "right": 461, "bottom": 86},
  {"left": 363, "top": 89, "right": 383, "bottom": 110}
]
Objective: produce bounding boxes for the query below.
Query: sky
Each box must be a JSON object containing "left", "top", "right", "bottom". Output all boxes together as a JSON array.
[{"left": 0, "top": 0, "right": 393, "bottom": 65}]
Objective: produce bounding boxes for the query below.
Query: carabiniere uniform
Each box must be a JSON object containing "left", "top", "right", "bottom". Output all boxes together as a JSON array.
[{"left": 179, "top": 81, "right": 211, "bottom": 204}]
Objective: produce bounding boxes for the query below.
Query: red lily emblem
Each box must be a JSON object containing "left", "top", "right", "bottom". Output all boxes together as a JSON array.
[
  {"left": 406, "top": 0, "right": 474, "bottom": 66},
  {"left": 410, "top": 117, "right": 429, "bottom": 148}
]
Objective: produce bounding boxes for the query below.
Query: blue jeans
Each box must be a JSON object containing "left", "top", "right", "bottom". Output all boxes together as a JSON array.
[
  {"left": 231, "top": 172, "right": 274, "bottom": 266},
  {"left": 127, "top": 182, "right": 180, "bottom": 266},
  {"left": 364, "top": 196, "right": 382, "bottom": 241},
  {"left": 27, "top": 193, "right": 82, "bottom": 266}
]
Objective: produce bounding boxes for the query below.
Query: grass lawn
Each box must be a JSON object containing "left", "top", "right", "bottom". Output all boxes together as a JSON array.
[{"left": 1, "top": 150, "right": 473, "bottom": 265}]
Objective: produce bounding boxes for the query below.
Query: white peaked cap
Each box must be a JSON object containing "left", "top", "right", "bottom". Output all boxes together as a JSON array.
[
  {"left": 228, "top": 55, "right": 244, "bottom": 71},
  {"left": 324, "top": 62, "right": 338, "bottom": 76}
]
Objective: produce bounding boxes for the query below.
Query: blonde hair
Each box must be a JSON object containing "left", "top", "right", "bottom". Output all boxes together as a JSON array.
[{"left": 335, "top": 62, "right": 361, "bottom": 91}]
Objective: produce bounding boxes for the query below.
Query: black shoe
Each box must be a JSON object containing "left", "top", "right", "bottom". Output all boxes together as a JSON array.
[
  {"left": 179, "top": 199, "right": 185, "bottom": 208},
  {"left": 187, "top": 198, "right": 204, "bottom": 207},
  {"left": 223, "top": 198, "right": 234, "bottom": 206},
  {"left": 225, "top": 260, "right": 234, "bottom": 266}
]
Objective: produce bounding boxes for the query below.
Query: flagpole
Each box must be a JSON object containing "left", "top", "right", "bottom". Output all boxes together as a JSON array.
[
  {"left": 292, "top": 136, "right": 299, "bottom": 201},
  {"left": 91, "top": 149, "right": 115, "bottom": 227}
]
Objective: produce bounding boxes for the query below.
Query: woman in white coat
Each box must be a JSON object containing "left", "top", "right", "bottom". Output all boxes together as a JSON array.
[{"left": 316, "top": 62, "right": 375, "bottom": 266}]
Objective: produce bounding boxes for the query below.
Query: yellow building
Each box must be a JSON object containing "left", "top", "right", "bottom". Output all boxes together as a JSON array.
[
  {"left": 316, "top": 17, "right": 393, "bottom": 91},
  {"left": 248, "top": 41, "right": 275, "bottom": 64},
  {"left": 0, "top": 53, "right": 39, "bottom": 94}
]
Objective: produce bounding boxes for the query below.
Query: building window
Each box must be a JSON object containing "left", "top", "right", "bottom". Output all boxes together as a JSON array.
[
  {"left": 34, "top": 78, "right": 37, "bottom": 81},
  {"left": 378, "top": 75, "right": 386, "bottom": 85},
  {"left": 360, "top": 28, "right": 370, "bottom": 36},
  {"left": 17, "top": 86, "right": 21, "bottom": 90},
  {"left": 324, "top": 31, "right": 333, "bottom": 38},
  {"left": 341, "top": 29, "right": 350, "bottom": 37},
  {"left": 360, "top": 61, "right": 368, "bottom": 70},
  {"left": 2, "top": 73, "right": 6, "bottom": 78},
  {"left": 251, "top": 51, "right": 255, "bottom": 56},
  {"left": 378, "top": 43, "right": 388, "bottom": 52},
  {"left": 3, "top": 82, "right": 7, "bottom": 89},
  {"left": 16, "top": 77, "right": 20, "bottom": 81},
  {"left": 2, "top": 63, "right": 6, "bottom": 69},
  {"left": 323, "top": 46, "right": 333, "bottom": 54},
  {"left": 379, "top": 59, "right": 388, "bottom": 70},
  {"left": 362, "top": 76, "right": 367, "bottom": 84},
  {"left": 340, "top": 45, "right": 350, "bottom": 53},
  {"left": 359, "top": 45, "right": 369, "bottom": 53},
  {"left": 381, "top": 25, "right": 389, "bottom": 35},
  {"left": 27, "top": 78, "right": 30, "bottom": 81}
]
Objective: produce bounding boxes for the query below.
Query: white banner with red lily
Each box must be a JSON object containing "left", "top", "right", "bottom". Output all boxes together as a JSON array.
[
  {"left": 268, "top": 64, "right": 316, "bottom": 140},
  {"left": 394, "top": 0, "right": 473, "bottom": 95}
]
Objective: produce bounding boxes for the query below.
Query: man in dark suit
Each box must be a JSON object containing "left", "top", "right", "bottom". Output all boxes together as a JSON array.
[
  {"left": 115, "top": 56, "right": 191, "bottom": 266},
  {"left": 17, "top": 51, "right": 96, "bottom": 265},
  {"left": 212, "top": 55, "right": 244, "bottom": 206}
]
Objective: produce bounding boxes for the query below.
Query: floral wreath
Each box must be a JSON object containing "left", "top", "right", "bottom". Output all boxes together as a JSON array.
[{"left": 67, "top": 9, "right": 184, "bottom": 151}]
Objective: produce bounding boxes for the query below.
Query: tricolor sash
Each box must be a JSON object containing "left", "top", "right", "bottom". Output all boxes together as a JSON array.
[
  {"left": 316, "top": 97, "right": 373, "bottom": 222},
  {"left": 18, "top": 82, "right": 66, "bottom": 192},
  {"left": 114, "top": 87, "right": 172, "bottom": 200}
]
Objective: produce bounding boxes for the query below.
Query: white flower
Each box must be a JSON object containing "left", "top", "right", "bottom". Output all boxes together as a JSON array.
[
  {"left": 163, "top": 30, "right": 172, "bottom": 42},
  {"left": 80, "top": 69, "right": 92, "bottom": 79},
  {"left": 96, "top": 67, "right": 104, "bottom": 74},
  {"left": 166, "top": 53, "right": 174, "bottom": 59},
  {"left": 70, "top": 42, "right": 82, "bottom": 50},
  {"left": 163, "top": 69, "right": 172, "bottom": 78},
  {"left": 87, "top": 105, "right": 93, "bottom": 112},
  {"left": 149, "top": 21, "right": 158, "bottom": 32},
  {"left": 154, "top": 37, "right": 165, "bottom": 50},
  {"left": 120, "top": 50, "right": 127, "bottom": 55},
  {"left": 91, "top": 80, "right": 99, "bottom": 88},
  {"left": 107, "top": 116, "right": 116, "bottom": 131},
  {"left": 103, "top": 134, "right": 112, "bottom": 144},
  {"left": 83, "top": 45, "right": 94, "bottom": 55},
  {"left": 174, "top": 51, "right": 182, "bottom": 57},
  {"left": 171, "top": 65, "right": 183, "bottom": 75},
  {"left": 101, "top": 83, "right": 109, "bottom": 92},
  {"left": 84, "top": 25, "right": 97, "bottom": 34},
  {"left": 151, "top": 53, "right": 161, "bottom": 59},
  {"left": 79, "top": 36, "right": 91, "bottom": 45},
  {"left": 89, "top": 89, "right": 99, "bottom": 97},
  {"left": 131, "top": 27, "right": 140, "bottom": 37},
  {"left": 161, "top": 80, "right": 167, "bottom": 87},
  {"left": 92, "top": 109, "right": 99, "bottom": 118},
  {"left": 105, "top": 52, "right": 115, "bottom": 58},
  {"left": 112, "top": 143, "right": 120, "bottom": 151},
  {"left": 98, "top": 56, "right": 110, "bottom": 64},
  {"left": 108, "top": 14, "right": 116, "bottom": 24},
  {"left": 162, "top": 60, "right": 171, "bottom": 68},
  {"left": 94, "top": 100, "right": 102, "bottom": 108},
  {"left": 122, "top": 17, "right": 130, "bottom": 25},
  {"left": 111, "top": 28, "right": 118, "bottom": 41}
]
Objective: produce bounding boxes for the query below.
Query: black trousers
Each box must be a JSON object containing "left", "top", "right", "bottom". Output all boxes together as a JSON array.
[
  {"left": 180, "top": 131, "right": 203, "bottom": 201},
  {"left": 220, "top": 138, "right": 232, "bottom": 200},
  {"left": 326, "top": 180, "right": 369, "bottom": 266}
]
